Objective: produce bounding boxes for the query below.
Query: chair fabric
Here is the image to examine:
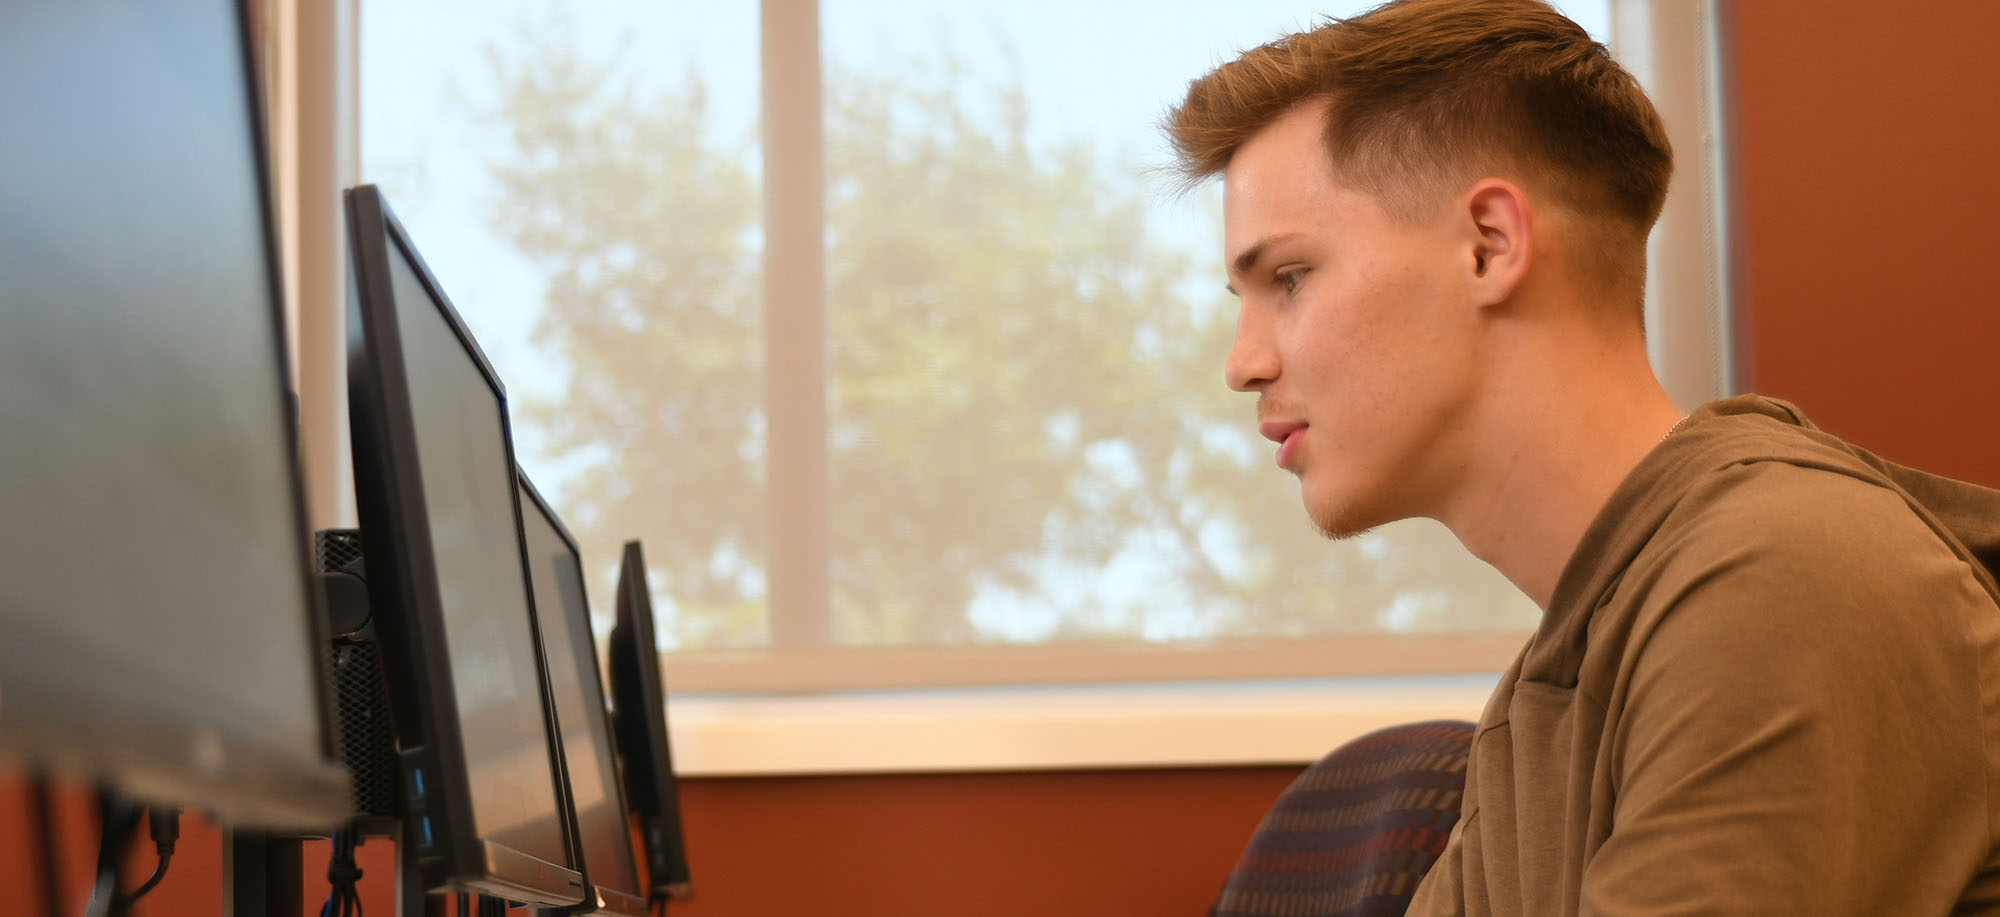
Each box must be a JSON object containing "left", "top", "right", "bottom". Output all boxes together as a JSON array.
[{"left": 1212, "top": 719, "right": 1476, "bottom": 917}]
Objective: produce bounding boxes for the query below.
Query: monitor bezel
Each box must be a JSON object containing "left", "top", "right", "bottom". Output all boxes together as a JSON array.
[
  {"left": 517, "top": 470, "right": 652, "bottom": 917},
  {"left": 343, "top": 183, "right": 584, "bottom": 906},
  {"left": 610, "top": 541, "right": 693, "bottom": 895},
  {"left": 0, "top": 0, "right": 350, "bottom": 829}
]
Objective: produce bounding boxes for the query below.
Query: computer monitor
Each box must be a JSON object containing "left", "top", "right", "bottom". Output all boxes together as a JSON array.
[
  {"left": 608, "top": 542, "right": 693, "bottom": 897},
  {"left": 0, "top": 0, "right": 349, "bottom": 828},
  {"left": 517, "top": 471, "right": 650, "bottom": 917},
  {"left": 343, "top": 183, "right": 584, "bottom": 906}
]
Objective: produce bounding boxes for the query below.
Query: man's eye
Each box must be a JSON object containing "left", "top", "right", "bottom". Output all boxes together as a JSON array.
[{"left": 1276, "top": 270, "right": 1303, "bottom": 294}]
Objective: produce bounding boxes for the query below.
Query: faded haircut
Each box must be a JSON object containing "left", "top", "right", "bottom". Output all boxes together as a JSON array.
[{"left": 1165, "top": 0, "right": 1673, "bottom": 299}]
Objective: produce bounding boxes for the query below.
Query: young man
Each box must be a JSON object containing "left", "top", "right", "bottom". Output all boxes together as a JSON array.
[{"left": 1166, "top": 1, "right": 2000, "bottom": 913}]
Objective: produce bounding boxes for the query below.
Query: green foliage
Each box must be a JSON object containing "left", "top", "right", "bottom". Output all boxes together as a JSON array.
[
  {"left": 484, "top": 35, "right": 767, "bottom": 646},
  {"left": 481, "top": 35, "right": 1538, "bottom": 650}
]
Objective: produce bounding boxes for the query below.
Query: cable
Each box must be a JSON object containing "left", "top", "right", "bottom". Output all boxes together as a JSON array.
[
  {"left": 29, "top": 773, "right": 63, "bottom": 917},
  {"left": 123, "top": 850, "right": 172, "bottom": 903},
  {"left": 116, "top": 807, "right": 181, "bottom": 907},
  {"left": 84, "top": 790, "right": 142, "bottom": 917},
  {"left": 320, "top": 826, "right": 366, "bottom": 917}
]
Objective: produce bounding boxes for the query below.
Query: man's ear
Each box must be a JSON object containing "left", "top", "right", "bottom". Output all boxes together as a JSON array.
[{"left": 1462, "top": 179, "right": 1531, "bottom": 307}]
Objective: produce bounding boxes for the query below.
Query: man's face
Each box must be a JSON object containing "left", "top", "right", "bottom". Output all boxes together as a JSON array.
[{"left": 1222, "top": 102, "right": 1481, "bottom": 538}]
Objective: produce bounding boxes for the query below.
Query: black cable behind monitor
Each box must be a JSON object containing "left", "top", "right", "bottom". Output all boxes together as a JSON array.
[
  {"left": 117, "top": 806, "right": 181, "bottom": 909},
  {"left": 84, "top": 790, "right": 142, "bottom": 917},
  {"left": 30, "top": 772, "right": 62, "bottom": 917},
  {"left": 320, "top": 826, "right": 365, "bottom": 917}
]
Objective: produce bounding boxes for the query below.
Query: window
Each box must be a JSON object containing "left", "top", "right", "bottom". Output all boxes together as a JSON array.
[{"left": 313, "top": 0, "right": 1729, "bottom": 702}]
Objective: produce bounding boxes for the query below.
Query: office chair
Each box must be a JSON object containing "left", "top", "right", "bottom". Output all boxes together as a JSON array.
[{"left": 1212, "top": 719, "right": 1475, "bottom": 917}]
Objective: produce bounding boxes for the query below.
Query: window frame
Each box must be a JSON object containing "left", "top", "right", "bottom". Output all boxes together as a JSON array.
[{"left": 277, "top": 0, "right": 1731, "bottom": 772}]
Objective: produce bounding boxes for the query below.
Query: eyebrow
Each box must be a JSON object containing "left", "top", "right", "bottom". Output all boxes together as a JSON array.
[{"left": 1224, "top": 233, "right": 1303, "bottom": 295}]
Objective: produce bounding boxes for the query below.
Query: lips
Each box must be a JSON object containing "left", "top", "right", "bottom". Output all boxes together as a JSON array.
[{"left": 1259, "top": 420, "right": 1308, "bottom": 469}]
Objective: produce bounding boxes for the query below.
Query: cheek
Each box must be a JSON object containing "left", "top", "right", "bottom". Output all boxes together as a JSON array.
[
  {"left": 1292, "top": 287, "right": 1403, "bottom": 389},
  {"left": 1305, "top": 282, "right": 1468, "bottom": 425},
  {"left": 1358, "top": 269, "right": 1462, "bottom": 365}
]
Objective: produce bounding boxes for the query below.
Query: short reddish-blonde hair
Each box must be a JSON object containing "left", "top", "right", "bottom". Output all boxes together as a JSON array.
[{"left": 1166, "top": 0, "right": 1672, "bottom": 238}]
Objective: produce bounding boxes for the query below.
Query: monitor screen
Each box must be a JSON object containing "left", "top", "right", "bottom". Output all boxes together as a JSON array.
[
  {"left": 610, "top": 542, "right": 692, "bottom": 896},
  {"left": 345, "top": 184, "right": 582, "bottom": 905},
  {"left": 0, "top": 0, "right": 347, "bottom": 827},
  {"left": 518, "top": 472, "right": 649, "bottom": 917}
]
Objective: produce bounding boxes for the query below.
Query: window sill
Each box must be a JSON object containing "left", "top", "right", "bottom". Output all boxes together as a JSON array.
[{"left": 663, "top": 675, "right": 1499, "bottom": 777}]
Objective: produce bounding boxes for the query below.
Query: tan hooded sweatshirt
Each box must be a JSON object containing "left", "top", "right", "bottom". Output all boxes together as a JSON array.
[{"left": 1408, "top": 395, "right": 2000, "bottom": 916}]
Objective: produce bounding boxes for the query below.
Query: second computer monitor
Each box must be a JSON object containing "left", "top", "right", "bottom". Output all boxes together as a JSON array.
[
  {"left": 517, "top": 470, "right": 649, "bottom": 917},
  {"left": 344, "top": 183, "right": 583, "bottom": 906}
]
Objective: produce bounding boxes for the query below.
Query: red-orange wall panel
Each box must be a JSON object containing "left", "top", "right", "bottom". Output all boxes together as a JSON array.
[
  {"left": 4, "top": 768, "right": 1298, "bottom": 916},
  {"left": 661, "top": 768, "right": 1297, "bottom": 917},
  {"left": 1727, "top": 0, "right": 2000, "bottom": 486}
]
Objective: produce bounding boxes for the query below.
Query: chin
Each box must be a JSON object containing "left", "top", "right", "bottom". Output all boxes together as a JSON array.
[
  {"left": 1302, "top": 474, "right": 1397, "bottom": 541},
  {"left": 1303, "top": 488, "right": 1374, "bottom": 541},
  {"left": 1308, "top": 506, "right": 1375, "bottom": 541}
]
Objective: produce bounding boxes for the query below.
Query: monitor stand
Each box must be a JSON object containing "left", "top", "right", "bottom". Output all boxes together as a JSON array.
[{"left": 223, "top": 830, "right": 300, "bottom": 917}]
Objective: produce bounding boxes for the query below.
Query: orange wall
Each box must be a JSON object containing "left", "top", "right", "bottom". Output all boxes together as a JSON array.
[
  {"left": 659, "top": 768, "right": 1297, "bottom": 916},
  {"left": 340, "top": 767, "right": 1297, "bottom": 914},
  {"left": 2, "top": 768, "right": 1295, "bottom": 916},
  {"left": 1727, "top": 0, "right": 2000, "bottom": 487},
  {"left": 0, "top": 780, "right": 226, "bottom": 917},
  {"left": 9, "top": 2, "right": 2000, "bottom": 915}
]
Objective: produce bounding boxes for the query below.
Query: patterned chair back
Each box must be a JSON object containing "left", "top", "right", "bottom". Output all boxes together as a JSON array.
[{"left": 1212, "top": 719, "right": 1476, "bottom": 917}]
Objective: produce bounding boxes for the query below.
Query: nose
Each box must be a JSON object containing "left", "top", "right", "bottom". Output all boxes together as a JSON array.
[{"left": 1224, "top": 303, "right": 1278, "bottom": 393}]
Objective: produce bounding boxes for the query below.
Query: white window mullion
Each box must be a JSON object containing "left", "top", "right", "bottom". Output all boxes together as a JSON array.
[
  {"left": 272, "top": 0, "right": 361, "bottom": 531},
  {"left": 1614, "top": 0, "right": 1737, "bottom": 408},
  {"left": 760, "top": 0, "right": 833, "bottom": 648}
]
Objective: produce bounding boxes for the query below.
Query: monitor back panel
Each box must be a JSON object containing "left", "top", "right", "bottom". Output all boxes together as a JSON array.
[{"left": 0, "top": 0, "right": 346, "bottom": 828}]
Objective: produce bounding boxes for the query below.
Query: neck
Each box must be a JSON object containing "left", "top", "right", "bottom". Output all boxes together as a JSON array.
[{"left": 1432, "top": 318, "right": 1683, "bottom": 611}]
